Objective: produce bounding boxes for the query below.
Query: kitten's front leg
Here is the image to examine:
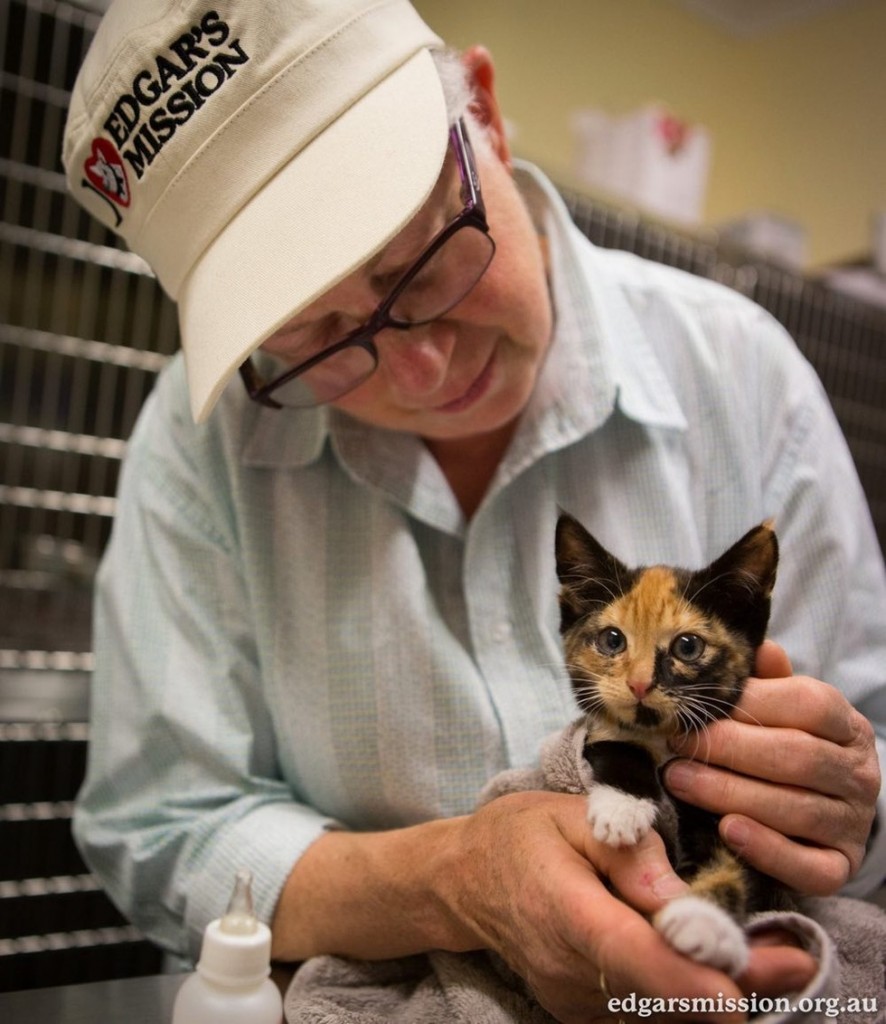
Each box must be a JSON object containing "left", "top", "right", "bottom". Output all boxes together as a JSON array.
[{"left": 583, "top": 740, "right": 661, "bottom": 846}]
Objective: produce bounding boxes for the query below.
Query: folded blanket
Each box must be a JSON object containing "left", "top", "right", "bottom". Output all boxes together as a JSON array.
[{"left": 284, "top": 720, "right": 886, "bottom": 1023}]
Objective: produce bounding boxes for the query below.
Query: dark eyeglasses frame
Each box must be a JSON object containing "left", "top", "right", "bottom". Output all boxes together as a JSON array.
[{"left": 238, "top": 117, "right": 495, "bottom": 409}]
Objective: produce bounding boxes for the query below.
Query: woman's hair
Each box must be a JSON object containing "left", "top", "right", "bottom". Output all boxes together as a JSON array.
[
  {"left": 433, "top": 48, "right": 473, "bottom": 123},
  {"left": 432, "top": 48, "right": 493, "bottom": 156}
]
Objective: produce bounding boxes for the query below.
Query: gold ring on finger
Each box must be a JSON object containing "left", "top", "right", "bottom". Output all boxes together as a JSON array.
[{"left": 598, "top": 969, "right": 625, "bottom": 1023}]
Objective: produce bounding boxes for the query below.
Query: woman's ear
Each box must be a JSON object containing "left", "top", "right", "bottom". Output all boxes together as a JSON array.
[{"left": 461, "top": 45, "right": 512, "bottom": 171}]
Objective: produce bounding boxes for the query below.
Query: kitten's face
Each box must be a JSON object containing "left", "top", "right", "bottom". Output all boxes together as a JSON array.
[
  {"left": 561, "top": 565, "right": 754, "bottom": 733},
  {"left": 556, "top": 515, "right": 778, "bottom": 735}
]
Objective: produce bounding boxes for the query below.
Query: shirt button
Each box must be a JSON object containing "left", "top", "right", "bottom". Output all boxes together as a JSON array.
[{"left": 492, "top": 621, "right": 512, "bottom": 643}]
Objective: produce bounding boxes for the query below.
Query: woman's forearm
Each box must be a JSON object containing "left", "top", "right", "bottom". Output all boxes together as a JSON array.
[{"left": 269, "top": 815, "right": 476, "bottom": 962}]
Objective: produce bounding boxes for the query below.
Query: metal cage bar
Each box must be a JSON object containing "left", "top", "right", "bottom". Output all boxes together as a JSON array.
[{"left": 0, "top": 0, "right": 170, "bottom": 988}]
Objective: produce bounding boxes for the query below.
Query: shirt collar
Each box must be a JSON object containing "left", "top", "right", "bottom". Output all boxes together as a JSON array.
[{"left": 514, "top": 161, "right": 687, "bottom": 437}]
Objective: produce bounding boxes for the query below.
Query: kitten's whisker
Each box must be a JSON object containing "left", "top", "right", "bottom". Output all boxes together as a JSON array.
[
  {"left": 685, "top": 570, "right": 735, "bottom": 605},
  {"left": 727, "top": 705, "right": 765, "bottom": 729},
  {"left": 562, "top": 572, "right": 623, "bottom": 605},
  {"left": 677, "top": 729, "right": 712, "bottom": 761},
  {"left": 677, "top": 689, "right": 766, "bottom": 729},
  {"left": 681, "top": 695, "right": 736, "bottom": 718},
  {"left": 677, "top": 703, "right": 714, "bottom": 732}
]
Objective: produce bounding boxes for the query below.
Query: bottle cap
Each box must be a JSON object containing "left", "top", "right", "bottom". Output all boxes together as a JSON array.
[{"left": 197, "top": 869, "right": 273, "bottom": 987}]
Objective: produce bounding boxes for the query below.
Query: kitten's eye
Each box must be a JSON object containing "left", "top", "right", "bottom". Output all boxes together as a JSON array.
[
  {"left": 671, "top": 633, "right": 706, "bottom": 662},
  {"left": 595, "top": 627, "right": 627, "bottom": 656}
]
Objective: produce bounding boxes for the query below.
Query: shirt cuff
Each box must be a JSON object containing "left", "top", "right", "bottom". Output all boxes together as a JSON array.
[{"left": 183, "top": 799, "right": 341, "bottom": 961}]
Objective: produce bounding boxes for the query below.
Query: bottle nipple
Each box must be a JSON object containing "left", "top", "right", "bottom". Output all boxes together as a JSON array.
[
  {"left": 174, "top": 867, "right": 282, "bottom": 1023},
  {"left": 219, "top": 868, "right": 258, "bottom": 936}
]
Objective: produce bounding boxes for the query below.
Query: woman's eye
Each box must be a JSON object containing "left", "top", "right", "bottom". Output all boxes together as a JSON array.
[
  {"left": 269, "top": 317, "right": 341, "bottom": 360},
  {"left": 370, "top": 267, "right": 406, "bottom": 298},
  {"left": 671, "top": 633, "right": 706, "bottom": 662},
  {"left": 595, "top": 627, "right": 627, "bottom": 656},
  {"left": 399, "top": 258, "right": 442, "bottom": 300}
]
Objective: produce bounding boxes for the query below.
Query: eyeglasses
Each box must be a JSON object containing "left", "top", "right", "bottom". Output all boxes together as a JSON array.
[{"left": 238, "top": 118, "right": 496, "bottom": 409}]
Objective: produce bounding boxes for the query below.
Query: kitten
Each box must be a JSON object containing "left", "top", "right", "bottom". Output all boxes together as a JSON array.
[{"left": 555, "top": 512, "right": 791, "bottom": 977}]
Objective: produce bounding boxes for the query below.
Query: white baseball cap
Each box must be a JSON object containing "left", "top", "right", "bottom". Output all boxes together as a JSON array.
[{"left": 63, "top": 0, "right": 447, "bottom": 422}]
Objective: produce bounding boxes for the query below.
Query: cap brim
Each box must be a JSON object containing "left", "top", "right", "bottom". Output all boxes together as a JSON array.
[{"left": 178, "top": 49, "right": 449, "bottom": 423}]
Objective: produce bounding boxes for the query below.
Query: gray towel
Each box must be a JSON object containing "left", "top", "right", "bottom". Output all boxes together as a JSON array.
[
  {"left": 284, "top": 720, "right": 886, "bottom": 1023},
  {"left": 286, "top": 952, "right": 557, "bottom": 1024}
]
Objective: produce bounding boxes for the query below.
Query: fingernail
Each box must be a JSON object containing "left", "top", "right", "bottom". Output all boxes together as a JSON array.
[
  {"left": 652, "top": 871, "right": 688, "bottom": 900},
  {"left": 723, "top": 818, "right": 750, "bottom": 851},
  {"left": 664, "top": 761, "right": 696, "bottom": 794}
]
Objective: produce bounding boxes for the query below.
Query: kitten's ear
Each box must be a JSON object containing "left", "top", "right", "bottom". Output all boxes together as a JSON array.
[
  {"left": 711, "top": 520, "right": 779, "bottom": 598},
  {"left": 693, "top": 521, "right": 779, "bottom": 646},
  {"left": 555, "top": 513, "right": 631, "bottom": 632}
]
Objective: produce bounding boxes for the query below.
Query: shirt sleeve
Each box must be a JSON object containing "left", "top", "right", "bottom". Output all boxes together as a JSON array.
[{"left": 72, "top": 375, "right": 339, "bottom": 960}]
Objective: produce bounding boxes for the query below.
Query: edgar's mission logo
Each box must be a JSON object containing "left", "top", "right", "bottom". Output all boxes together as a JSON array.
[
  {"left": 80, "top": 10, "right": 249, "bottom": 228},
  {"left": 83, "top": 137, "right": 131, "bottom": 219}
]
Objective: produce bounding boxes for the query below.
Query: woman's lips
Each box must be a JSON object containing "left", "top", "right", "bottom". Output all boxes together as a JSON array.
[{"left": 433, "top": 351, "right": 496, "bottom": 414}]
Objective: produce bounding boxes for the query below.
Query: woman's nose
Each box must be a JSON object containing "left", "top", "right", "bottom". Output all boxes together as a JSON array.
[{"left": 374, "top": 322, "right": 456, "bottom": 398}]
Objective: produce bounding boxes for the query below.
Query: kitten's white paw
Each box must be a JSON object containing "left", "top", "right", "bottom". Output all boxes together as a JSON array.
[
  {"left": 654, "top": 895, "right": 749, "bottom": 977},
  {"left": 586, "top": 786, "right": 657, "bottom": 846}
]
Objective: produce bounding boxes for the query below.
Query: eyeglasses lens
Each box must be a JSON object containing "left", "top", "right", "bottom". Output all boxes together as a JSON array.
[
  {"left": 269, "top": 224, "right": 494, "bottom": 408},
  {"left": 270, "top": 342, "right": 378, "bottom": 407},
  {"left": 388, "top": 224, "right": 495, "bottom": 325}
]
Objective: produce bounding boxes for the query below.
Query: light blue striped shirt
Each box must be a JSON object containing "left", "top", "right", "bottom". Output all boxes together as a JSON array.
[{"left": 75, "top": 163, "right": 886, "bottom": 959}]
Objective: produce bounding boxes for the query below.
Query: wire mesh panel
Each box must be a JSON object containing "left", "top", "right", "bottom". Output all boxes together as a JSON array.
[
  {"left": 562, "top": 185, "right": 721, "bottom": 279},
  {"left": 0, "top": 0, "right": 177, "bottom": 676},
  {"left": 749, "top": 265, "right": 886, "bottom": 547},
  {"left": 0, "top": 0, "right": 170, "bottom": 989}
]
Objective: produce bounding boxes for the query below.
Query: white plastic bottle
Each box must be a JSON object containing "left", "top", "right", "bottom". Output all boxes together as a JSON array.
[{"left": 171, "top": 868, "right": 284, "bottom": 1024}]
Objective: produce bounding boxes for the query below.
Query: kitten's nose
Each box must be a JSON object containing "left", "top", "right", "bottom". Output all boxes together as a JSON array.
[{"left": 628, "top": 679, "right": 652, "bottom": 700}]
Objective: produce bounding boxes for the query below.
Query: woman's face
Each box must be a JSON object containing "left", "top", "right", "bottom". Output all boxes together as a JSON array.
[{"left": 261, "top": 59, "right": 553, "bottom": 445}]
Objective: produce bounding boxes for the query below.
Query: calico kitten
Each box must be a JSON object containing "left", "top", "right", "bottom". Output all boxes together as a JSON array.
[{"left": 555, "top": 512, "right": 790, "bottom": 977}]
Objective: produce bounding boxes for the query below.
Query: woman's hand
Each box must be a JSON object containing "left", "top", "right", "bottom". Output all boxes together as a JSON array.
[
  {"left": 439, "top": 790, "right": 816, "bottom": 1023},
  {"left": 664, "top": 640, "right": 880, "bottom": 895},
  {"left": 273, "top": 721, "right": 819, "bottom": 1023}
]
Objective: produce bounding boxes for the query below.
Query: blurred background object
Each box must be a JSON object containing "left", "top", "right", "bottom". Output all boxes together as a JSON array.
[{"left": 414, "top": 0, "right": 886, "bottom": 270}]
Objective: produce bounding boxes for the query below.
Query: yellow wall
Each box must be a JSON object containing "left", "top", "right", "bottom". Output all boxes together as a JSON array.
[{"left": 412, "top": 0, "right": 886, "bottom": 268}]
